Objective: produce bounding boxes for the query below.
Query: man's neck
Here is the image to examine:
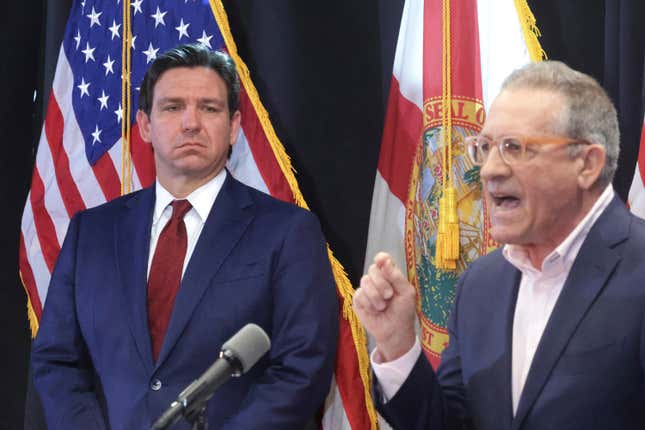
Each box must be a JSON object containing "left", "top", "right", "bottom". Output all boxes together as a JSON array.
[{"left": 157, "top": 169, "right": 224, "bottom": 199}]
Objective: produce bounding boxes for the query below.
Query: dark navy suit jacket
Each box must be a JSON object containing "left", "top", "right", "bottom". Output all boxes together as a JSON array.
[
  {"left": 32, "top": 173, "right": 338, "bottom": 429},
  {"left": 379, "top": 197, "right": 645, "bottom": 429}
]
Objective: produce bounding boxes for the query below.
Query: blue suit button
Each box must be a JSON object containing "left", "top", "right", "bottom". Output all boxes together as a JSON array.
[{"left": 150, "top": 379, "right": 162, "bottom": 391}]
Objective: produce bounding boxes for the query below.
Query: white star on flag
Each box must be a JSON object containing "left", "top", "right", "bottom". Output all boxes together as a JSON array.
[
  {"left": 97, "top": 91, "right": 109, "bottom": 110},
  {"left": 77, "top": 78, "right": 90, "bottom": 98},
  {"left": 143, "top": 43, "right": 159, "bottom": 64},
  {"left": 74, "top": 30, "right": 81, "bottom": 49},
  {"left": 197, "top": 31, "right": 213, "bottom": 48},
  {"left": 151, "top": 7, "right": 167, "bottom": 28},
  {"left": 114, "top": 103, "right": 123, "bottom": 124},
  {"left": 86, "top": 6, "right": 102, "bottom": 28},
  {"left": 109, "top": 20, "right": 121, "bottom": 40},
  {"left": 131, "top": 0, "right": 143, "bottom": 16},
  {"left": 103, "top": 55, "right": 115, "bottom": 75},
  {"left": 175, "top": 18, "right": 190, "bottom": 40},
  {"left": 81, "top": 42, "right": 96, "bottom": 63},
  {"left": 131, "top": 35, "right": 137, "bottom": 49},
  {"left": 91, "top": 125, "right": 102, "bottom": 144}
]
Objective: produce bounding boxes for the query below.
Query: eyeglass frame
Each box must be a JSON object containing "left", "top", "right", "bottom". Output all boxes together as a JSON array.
[{"left": 464, "top": 134, "right": 589, "bottom": 166}]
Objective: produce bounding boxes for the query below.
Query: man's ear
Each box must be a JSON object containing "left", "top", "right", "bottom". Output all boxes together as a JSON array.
[
  {"left": 577, "top": 144, "right": 606, "bottom": 190},
  {"left": 229, "top": 110, "right": 241, "bottom": 146},
  {"left": 136, "top": 110, "right": 152, "bottom": 143}
]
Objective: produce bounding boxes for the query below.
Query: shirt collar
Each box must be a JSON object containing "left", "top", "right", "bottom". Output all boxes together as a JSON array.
[
  {"left": 503, "top": 184, "right": 615, "bottom": 274},
  {"left": 153, "top": 169, "right": 227, "bottom": 225}
]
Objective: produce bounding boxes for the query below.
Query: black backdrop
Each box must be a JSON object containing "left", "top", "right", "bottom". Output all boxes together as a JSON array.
[{"left": 2, "top": 1, "right": 643, "bottom": 428}]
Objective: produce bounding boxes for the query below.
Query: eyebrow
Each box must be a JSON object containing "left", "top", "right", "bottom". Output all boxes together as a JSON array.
[{"left": 156, "top": 97, "right": 226, "bottom": 106}]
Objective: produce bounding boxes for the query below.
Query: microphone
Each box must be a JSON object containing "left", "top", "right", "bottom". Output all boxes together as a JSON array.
[{"left": 150, "top": 323, "right": 271, "bottom": 430}]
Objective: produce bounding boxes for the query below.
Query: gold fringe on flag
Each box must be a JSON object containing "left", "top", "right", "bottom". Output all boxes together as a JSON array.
[
  {"left": 514, "top": 0, "right": 547, "bottom": 62},
  {"left": 21, "top": 271, "right": 40, "bottom": 338},
  {"left": 209, "top": 1, "right": 378, "bottom": 428}
]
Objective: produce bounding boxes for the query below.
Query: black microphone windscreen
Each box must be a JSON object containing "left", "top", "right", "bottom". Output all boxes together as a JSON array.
[{"left": 222, "top": 323, "right": 271, "bottom": 373}]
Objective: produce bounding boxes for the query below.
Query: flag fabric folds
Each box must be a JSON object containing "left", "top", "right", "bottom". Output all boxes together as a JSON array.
[
  {"left": 626, "top": 32, "right": 645, "bottom": 219},
  {"left": 19, "top": 0, "right": 376, "bottom": 427},
  {"left": 364, "top": 0, "right": 543, "bottom": 378},
  {"left": 628, "top": 116, "right": 645, "bottom": 217}
]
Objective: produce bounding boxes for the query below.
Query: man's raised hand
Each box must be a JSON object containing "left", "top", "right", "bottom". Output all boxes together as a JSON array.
[{"left": 353, "top": 252, "right": 417, "bottom": 362}]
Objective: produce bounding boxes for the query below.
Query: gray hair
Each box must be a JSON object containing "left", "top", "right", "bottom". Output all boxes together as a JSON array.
[{"left": 501, "top": 61, "right": 619, "bottom": 188}]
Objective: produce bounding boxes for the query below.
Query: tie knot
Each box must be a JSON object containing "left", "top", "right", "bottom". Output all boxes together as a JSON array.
[{"left": 170, "top": 199, "right": 192, "bottom": 220}]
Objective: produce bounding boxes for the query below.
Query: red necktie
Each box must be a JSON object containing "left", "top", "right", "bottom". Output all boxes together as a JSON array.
[{"left": 147, "top": 199, "right": 192, "bottom": 361}]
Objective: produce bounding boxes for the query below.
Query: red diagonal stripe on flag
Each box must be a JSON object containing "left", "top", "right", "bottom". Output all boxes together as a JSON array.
[
  {"left": 29, "top": 168, "right": 61, "bottom": 272},
  {"left": 19, "top": 234, "right": 43, "bottom": 318},
  {"left": 91, "top": 153, "right": 121, "bottom": 201},
  {"left": 378, "top": 76, "right": 423, "bottom": 203},
  {"left": 45, "top": 93, "right": 86, "bottom": 216}
]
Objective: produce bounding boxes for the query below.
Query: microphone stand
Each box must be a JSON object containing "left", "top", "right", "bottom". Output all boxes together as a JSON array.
[
  {"left": 151, "top": 350, "right": 242, "bottom": 430},
  {"left": 185, "top": 403, "right": 208, "bottom": 430},
  {"left": 151, "top": 323, "right": 271, "bottom": 430}
]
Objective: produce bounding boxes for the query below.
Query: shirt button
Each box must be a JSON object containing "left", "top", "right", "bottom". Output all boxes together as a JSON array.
[{"left": 150, "top": 379, "right": 162, "bottom": 391}]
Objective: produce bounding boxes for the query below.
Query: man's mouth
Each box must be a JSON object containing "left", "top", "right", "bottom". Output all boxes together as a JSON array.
[
  {"left": 490, "top": 193, "right": 521, "bottom": 209},
  {"left": 178, "top": 142, "right": 203, "bottom": 148}
]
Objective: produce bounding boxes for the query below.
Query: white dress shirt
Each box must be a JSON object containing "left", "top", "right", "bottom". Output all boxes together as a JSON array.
[
  {"left": 372, "top": 185, "right": 615, "bottom": 410},
  {"left": 147, "top": 170, "right": 226, "bottom": 279}
]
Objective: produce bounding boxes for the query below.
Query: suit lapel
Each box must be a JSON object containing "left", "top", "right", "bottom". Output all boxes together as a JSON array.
[
  {"left": 499, "top": 262, "right": 521, "bottom": 430},
  {"left": 115, "top": 187, "right": 156, "bottom": 373},
  {"left": 511, "top": 197, "right": 629, "bottom": 429},
  {"left": 155, "top": 174, "right": 254, "bottom": 368}
]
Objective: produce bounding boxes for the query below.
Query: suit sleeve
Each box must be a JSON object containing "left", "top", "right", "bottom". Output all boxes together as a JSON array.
[
  {"left": 222, "top": 210, "right": 339, "bottom": 429},
  {"left": 377, "top": 267, "right": 475, "bottom": 430},
  {"left": 31, "top": 214, "right": 109, "bottom": 430}
]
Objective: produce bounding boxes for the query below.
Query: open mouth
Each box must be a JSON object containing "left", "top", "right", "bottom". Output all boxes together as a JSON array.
[{"left": 490, "top": 194, "right": 520, "bottom": 209}]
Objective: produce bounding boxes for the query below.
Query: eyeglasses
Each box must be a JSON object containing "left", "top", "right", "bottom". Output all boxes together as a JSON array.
[{"left": 464, "top": 135, "right": 584, "bottom": 166}]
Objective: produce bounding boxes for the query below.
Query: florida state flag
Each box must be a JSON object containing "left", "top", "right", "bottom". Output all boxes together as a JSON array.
[{"left": 364, "top": 0, "right": 544, "bottom": 372}]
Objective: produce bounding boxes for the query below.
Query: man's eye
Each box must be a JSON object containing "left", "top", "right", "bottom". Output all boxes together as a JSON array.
[
  {"left": 203, "top": 106, "right": 220, "bottom": 113},
  {"left": 163, "top": 105, "right": 179, "bottom": 111},
  {"left": 478, "top": 141, "right": 491, "bottom": 153},
  {"left": 502, "top": 139, "right": 522, "bottom": 153}
]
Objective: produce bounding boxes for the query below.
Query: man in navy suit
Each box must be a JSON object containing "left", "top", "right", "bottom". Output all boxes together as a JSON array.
[
  {"left": 31, "top": 44, "right": 338, "bottom": 429},
  {"left": 354, "top": 61, "right": 645, "bottom": 429}
]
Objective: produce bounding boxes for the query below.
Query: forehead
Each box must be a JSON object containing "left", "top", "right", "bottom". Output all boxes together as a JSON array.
[
  {"left": 152, "top": 66, "right": 227, "bottom": 101},
  {"left": 482, "top": 88, "right": 565, "bottom": 137}
]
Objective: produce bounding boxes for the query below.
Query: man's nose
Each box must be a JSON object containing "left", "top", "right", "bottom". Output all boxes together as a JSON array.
[
  {"left": 479, "top": 145, "right": 511, "bottom": 181},
  {"left": 182, "top": 106, "right": 200, "bottom": 132}
]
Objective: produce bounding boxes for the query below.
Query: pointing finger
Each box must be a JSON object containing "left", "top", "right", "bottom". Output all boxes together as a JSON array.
[{"left": 374, "top": 252, "right": 411, "bottom": 295}]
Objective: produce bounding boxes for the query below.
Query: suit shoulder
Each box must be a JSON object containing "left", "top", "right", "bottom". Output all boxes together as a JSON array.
[
  {"left": 75, "top": 188, "right": 151, "bottom": 221},
  {"left": 241, "top": 181, "right": 317, "bottom": 220},
  {"left": 456, "top": 248, "right": 515, "bottom": 300},
  {"left": 628, "top": 212, "right": 645, "bottom": 241},
  {"left": 463, "top": 248, "right": 507, "bottom": 274}
]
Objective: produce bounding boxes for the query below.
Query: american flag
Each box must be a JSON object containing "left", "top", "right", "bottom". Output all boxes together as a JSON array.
[{"left": 19, "top": 0, "right": 377, "bottom": 428}]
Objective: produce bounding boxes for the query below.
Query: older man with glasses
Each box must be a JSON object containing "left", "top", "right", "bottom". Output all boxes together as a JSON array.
[{"left": 354, "top": 61, "right": 645, "bottom": 430}]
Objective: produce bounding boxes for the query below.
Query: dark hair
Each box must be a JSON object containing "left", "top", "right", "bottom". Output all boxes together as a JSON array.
[{"left": 138, "top": 44, "right": 240, "bottom": 118}]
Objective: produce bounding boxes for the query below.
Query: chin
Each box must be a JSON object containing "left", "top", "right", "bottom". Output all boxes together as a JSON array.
[{"left": 489, "top": 227, "right": 523, "bottom": 246}]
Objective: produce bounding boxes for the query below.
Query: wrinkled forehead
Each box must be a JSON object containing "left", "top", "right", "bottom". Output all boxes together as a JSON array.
[{"left": 482, "top": 88, "right": 567, "bottom": 138}]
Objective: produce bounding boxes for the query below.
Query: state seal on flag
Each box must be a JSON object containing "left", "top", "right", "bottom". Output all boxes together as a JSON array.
[{"left": 404, "top": 96, "right": 495, "bottom": 368}]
